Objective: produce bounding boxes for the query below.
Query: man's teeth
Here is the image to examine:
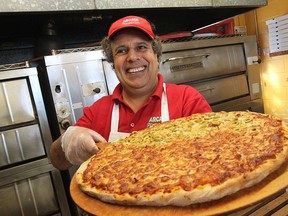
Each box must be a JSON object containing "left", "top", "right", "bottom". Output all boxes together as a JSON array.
[{"left": 128, "top": 67, "right": 145, "bottom": 73}]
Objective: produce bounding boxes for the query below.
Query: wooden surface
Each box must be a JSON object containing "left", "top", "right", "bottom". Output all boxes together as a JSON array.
[{"left": 70, "top": 161, "right": 288, "bottom": 216}]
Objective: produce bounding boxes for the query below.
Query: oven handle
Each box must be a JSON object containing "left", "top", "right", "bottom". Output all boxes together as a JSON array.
[
  {"left": 162, "top": 54, "right": 210, "bottom": 64},
  {"left": 197, "top": 86, "right": 215, "bottom": 93}
]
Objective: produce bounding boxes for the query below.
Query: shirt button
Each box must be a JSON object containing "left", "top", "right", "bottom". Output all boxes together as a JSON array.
[{"left": 130, "top": 123, "right": 135, "bottom": 127}]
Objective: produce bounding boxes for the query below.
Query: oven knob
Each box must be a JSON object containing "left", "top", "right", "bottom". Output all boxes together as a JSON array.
[
  {"left": 55, "top": 84, "right": 61, "bottom": 93},
  {"left": 60, "top": 119, "right": 71, "bottom": 130},
  {"left": 93, "top": 87, "right": 101, "bottom": 94}
]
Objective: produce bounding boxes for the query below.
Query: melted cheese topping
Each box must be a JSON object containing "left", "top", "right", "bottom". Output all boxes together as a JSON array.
[{"left": 83, "top": 111, "right": 286, "bottom": 196}]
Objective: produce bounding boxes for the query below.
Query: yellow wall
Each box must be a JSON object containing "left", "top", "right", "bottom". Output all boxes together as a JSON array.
[{"left": 234, "top": 0, "right": 288, "bottom": 119}]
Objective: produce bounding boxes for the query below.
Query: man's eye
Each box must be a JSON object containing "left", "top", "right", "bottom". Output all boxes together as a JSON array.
[
  {"left": 137, "top": 45, "right": 148, "bottom": 51},
  {"left": 115, "top": 49, "right": 127, "bottom": 55}
]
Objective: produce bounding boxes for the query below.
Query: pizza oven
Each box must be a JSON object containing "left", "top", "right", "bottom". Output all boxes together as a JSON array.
[{"left": 158, "top": 34, "right": 263, "bottom": 113}]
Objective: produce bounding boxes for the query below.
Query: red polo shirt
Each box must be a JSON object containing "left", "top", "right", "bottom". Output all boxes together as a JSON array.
[{"left": 75, "top": 74, "right": 211, "bottom": 140}]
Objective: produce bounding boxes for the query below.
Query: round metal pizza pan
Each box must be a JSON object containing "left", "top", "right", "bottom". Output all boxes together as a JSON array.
[{"left": 70, "top": 160, "right": 288, "bottom": 216}]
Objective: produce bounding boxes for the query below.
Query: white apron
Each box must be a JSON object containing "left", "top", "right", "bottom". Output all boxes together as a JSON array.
[{"left": 108, "top": 84, "right": 169, "bottom": 142}]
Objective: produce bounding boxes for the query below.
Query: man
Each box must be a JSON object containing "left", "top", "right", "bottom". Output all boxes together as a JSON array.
[{"left": 50, "top": 15, "right": 212, "bottom": 170}]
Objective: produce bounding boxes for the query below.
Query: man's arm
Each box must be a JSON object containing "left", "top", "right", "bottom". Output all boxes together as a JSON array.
[{"left": 49, "top": 135, "right": 72, "bottom": 170}]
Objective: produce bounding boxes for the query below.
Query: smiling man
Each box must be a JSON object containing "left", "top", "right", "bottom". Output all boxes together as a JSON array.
[{"left": 50, "top": 15, "right": 212, "bottom": 170}]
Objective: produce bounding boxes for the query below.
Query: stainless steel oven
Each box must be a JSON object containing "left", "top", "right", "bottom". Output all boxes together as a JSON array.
[
  {"left": 159, "top": 35, "right": 263, "bottom": 113},
  {"left": 37, "top": 48, "right": 116, "bottom": 215},
  {"left": 0, "top": 66, "right": 70, "bottom": 216}
]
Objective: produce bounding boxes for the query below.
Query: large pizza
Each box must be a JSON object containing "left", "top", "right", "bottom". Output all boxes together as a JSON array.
[{"left": 76, "top": 111, "right": 288, "bottom": 206}]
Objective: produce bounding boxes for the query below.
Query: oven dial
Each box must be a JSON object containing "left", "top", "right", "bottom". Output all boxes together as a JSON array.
[{"left": 60, "top": 119, "right": 71, "bottom": 130}]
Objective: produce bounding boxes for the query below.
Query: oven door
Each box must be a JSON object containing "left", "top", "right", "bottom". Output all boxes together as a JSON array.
[
  {"left": 189, "top": 74, "right": 249, "bottom": 105},
  {"left": 159, "top": 44, "right": 246, "bottom": 84}
]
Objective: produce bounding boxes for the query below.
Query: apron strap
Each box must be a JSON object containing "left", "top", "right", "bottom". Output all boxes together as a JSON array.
[
  {"left": 110, "top": 102, "right": 119, "bottom": 133},
  {"left": 161, "top": 83, "right": 169, "bottom": 122}
]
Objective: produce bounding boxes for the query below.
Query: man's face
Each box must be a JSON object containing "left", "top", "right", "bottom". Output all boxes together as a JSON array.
[{"left": 110, "top": 29, "right": 159, "bottom": 95}]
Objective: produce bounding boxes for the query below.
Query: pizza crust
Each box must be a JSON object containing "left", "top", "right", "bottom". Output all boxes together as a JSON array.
[{"left": 75, "top": 112, "right": 288, "bottom": 206}]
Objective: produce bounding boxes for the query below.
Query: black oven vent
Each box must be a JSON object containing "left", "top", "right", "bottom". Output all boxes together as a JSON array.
[{"left": 161, "top": 34, "right": 245, "bottom": 44}]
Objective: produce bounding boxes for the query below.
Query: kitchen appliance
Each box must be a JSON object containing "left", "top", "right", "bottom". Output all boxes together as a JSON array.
[
  {"left": 37, "top": 47, "right": 113, "bottom": 138},
  {"left": 0, "top": 66, "right": 70, "bottom": 215},
  {"left": 37, "top": 47, "right": 116, "bottom": 214},
  {"left": 159, "top": 34, "right": 263, "bottom": 112}
]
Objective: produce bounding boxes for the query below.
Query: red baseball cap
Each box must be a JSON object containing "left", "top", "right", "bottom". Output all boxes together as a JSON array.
[{"left": 108, "top": 16, "right": 155, "bottom": 39}]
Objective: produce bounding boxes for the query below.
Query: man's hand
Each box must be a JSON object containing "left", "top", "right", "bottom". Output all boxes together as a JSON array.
[{"left": 61, "top": 126, "right": 107, "bottom": 165}]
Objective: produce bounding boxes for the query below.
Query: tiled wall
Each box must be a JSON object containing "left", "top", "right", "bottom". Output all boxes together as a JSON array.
[{"left": 236, "top": 0, "right": 288, "bottom": 119}]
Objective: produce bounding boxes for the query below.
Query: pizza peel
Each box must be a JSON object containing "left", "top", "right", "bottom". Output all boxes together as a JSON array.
[{"left": 70, "top": 159, "right": 288, "bottom": 216}]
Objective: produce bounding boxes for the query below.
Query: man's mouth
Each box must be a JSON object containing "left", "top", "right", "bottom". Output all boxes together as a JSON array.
[{"left": 127, "top": 66, "right": 146, "bottom": 73}]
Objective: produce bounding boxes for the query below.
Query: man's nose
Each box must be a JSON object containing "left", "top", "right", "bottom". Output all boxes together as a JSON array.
[{"left": 127, "top": 49, "right": 140, "bottom": 61}]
